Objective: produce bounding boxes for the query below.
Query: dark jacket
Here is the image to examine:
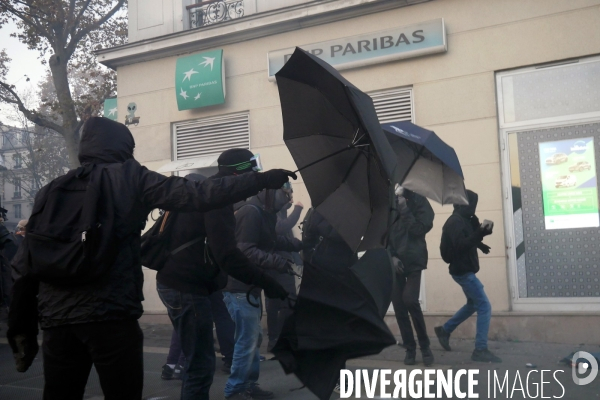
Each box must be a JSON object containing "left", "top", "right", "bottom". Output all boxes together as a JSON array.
[
  {"left": 157, "top": 172, "right": 276, "bottom": 296},
  {"left": 440, "top": 190, "right": 486, "bottom": 276},
  {"left": 270, "top": 203, "right": 303, "bottom": 289},
  {"left": 9, "top": 118, "right": 270, "bottom": 332},
  {"left": 388, "top": 191, "right": 434, "bottom": 272},
  {"left": 302, "top": 209, "right": 357, "bottom": 270},
  {"left": 225, "top": 191, "right": 301, "bottom": 297}
]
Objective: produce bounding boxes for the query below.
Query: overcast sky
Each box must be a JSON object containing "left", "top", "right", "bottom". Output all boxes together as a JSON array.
[{"left": 0, "top": 21, "right": 48, "bottom": 126}]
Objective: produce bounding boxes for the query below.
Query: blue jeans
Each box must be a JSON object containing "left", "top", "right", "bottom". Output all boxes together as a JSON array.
[
  {"left": 443, "top": 273, "right": 491, "bottom": 350},
  {"left": 223, "top": 292, "right": 262, "bottom": 398},
  {"left": 157, "top": 283, "right": 215, "bottom": 400}
]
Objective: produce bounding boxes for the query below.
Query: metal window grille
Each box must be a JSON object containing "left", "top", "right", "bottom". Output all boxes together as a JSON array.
[
  {"left": 370, "top": 87, "right": 413, "bottom": 123},
  {"left": 173, "top": 112, "right": 250, "bottom": 160}
]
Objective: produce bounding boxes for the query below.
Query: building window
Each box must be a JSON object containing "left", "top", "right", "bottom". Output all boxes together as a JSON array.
[
  {"left": 14, "top": 153, "right": 22, "bottom": 169},
  {"left": 14, "top": 178, "right": 21, "bottom": 199},
  {"left": 173, "top": 112, "right": 250, "bottom": 160},
  {"left": 370, "top": 87, "right": 413, "bottom": 123},
  {"left": 14, "top": 204, "right": 21, "bottom": 219}
]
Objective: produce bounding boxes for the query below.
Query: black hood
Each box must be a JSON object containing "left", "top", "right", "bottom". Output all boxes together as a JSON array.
[
  {"left": 185, "top": 173, "right": 207, "bottom": 183},
  {"left": 78, "top": 117, "right": 135, "bottom": 165},
  {"left": 453, "top": 190, "right": 478, "bottom": 218}
]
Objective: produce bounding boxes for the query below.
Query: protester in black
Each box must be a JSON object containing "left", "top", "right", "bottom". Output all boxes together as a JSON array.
[
  {"left": 435, "top": 189, "right": 501, "bottom": 363},
  {"left": 156, "top": 151, "right": 291, "bottom": 400},
  {"left": 388, "top": 187, "right": 435, "bottom": 366},
  {"left": 7, "top": 117, "right": 295, "bottom": 400}
]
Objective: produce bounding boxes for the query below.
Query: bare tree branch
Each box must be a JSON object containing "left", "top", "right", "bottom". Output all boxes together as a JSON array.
[
  {"left": 66, "top": 0, "right": 125, "bottom": 56},
  {"left": 0, "top": 81, "right": 64, "bottom": 134}
]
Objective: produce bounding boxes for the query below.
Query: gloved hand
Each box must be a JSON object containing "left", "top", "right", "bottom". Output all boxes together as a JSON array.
[
  {"left": 477, "top": 226, "right": 493, "bottom": 237},
  {"left": 255, "top": 273, "right": 289, "bottom": 300},
  {"left": 470, "top": 215, "right": 481, "bottom": 229},
  {"left": 392, "top": 256, "right": 405, "bottom": 275},
  {"left": 259, "top": 169, "right": 298, "bottom": 190},
  {"left": 8, "top": 333, "right": 39, "bottom": 373},
  {"left": 478, "top": 242, "right": 491, "bottom": 254}
]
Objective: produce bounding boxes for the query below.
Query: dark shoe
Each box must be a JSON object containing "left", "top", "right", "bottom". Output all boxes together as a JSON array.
[
  {"left": 421, "top": 347, "right": 434, "bottom": 366},
  {"left": 247, "top": 384, "right": 274, "bottom": 399},
  {"left": 435, "top": 326, "right": 451, "bottom": 351},
  {"left": 471, "top": 348, "right": 502, "bottom": 363},
  {"left": 404, "top": 348, "right": 416, "bottom": 365},
  {"left": 173, "top": 364, "right": 183, "bottom": 379},
  {"left": 226, "top": 392, "right": 253, "bottom": 400}
]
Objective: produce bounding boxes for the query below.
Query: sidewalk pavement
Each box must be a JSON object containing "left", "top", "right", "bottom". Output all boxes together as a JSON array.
[{"left": 1, "top": 320, "right": 599, "bottom": 399}]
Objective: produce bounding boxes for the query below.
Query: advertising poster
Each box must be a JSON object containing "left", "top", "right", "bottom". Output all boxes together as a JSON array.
[{"left": 539, "top": 137, "right": 599, "bottom": 229}]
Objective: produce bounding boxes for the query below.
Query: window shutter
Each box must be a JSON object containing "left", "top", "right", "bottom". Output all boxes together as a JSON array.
[
  {"left": 173, "top": 112, "right": 250, "bottom": 160},
  {"left": 370, "top": 88, "right": 413, "bottom": 123}
]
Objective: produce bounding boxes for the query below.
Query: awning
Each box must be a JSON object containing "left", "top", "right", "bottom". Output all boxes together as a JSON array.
[{"left": 157, "top": 154, "right": 220, "bottom": 173}]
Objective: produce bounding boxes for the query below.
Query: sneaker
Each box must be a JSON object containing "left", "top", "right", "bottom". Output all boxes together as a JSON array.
[
  {"left": 471, "top": 348, "right": 502, "bottom": 363},
  {"left": 421, "top": 347, "right": 434, "bottom": 366},
  {"left": 404, "top": 348, "right": 416, "bottom": 365},
  {"left": 434, "top": 326, "right": 452, "bottom": 351},
  {"left": 173, "top": 364, "right": 183, "bottom": 379},
  {"left": 247, "top": 384, "right": 274, "bottom": 399},
  {"left": 161, "top": 364, "right": 181, "bottom": 380},
  {"left": 259, "top": 355, "right": 266, "bottom": 362},
  {"left": 226, "top": 392, "right": 253, "bottom": 400}
]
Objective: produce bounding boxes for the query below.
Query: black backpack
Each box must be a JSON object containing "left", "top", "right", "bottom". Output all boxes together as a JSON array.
[
  {"left": 140, "top": 211, "right": 206, "bottom": 272},
  {"left": 440, "top": 214, "right": 461, "bottom": 264},
  {"left": 22, "top": 164, "right": 119, "bottom": 285}
]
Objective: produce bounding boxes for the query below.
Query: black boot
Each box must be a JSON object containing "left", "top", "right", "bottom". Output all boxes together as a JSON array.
[
  {"left": 404, "top": 347, "right": 416, "bottom": 365},
  {"left": 421, "top": 347, "right": 434, "bottom": 366}
]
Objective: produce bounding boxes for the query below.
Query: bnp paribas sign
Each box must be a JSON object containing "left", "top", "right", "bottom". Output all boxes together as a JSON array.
[
  {"left": 267, "top": 19, "right": 446, "bottom": 81},
  {"left": 176, "top": 49, "right": 226, "bottom": 110}
]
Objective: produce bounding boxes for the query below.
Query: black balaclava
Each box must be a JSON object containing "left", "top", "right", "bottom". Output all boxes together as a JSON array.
[
  {"left": 78, "top": 117, "right": 135, "bottom": 165},
  {"left": 217, "top": 148, "right": 255, "bottom": 176},
  {"left": 454, "top": 190, "right": 478, "bottom": 218}
]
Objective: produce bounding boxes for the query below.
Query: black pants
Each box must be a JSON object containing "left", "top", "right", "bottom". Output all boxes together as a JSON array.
[
  {"left": 391, "top": 270, "right": 430, "bottom": 350},
  {"left": 209, "top": 290, "right": 235, "bottom": 365},
  {"left": 42, "top": 320, "right": 144, "bottom": 400}
]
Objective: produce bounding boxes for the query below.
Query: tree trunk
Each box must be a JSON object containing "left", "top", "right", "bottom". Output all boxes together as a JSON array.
[{"left": 49, "top": 52, "right": 81, "bottom": 169}]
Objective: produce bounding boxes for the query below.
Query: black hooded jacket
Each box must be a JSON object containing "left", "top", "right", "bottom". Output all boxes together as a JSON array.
[
  {"left": 9, "top": 117, "right": 272, "bottom": 331},
  {"left": 387, "top": 190, "right": 434, "bottom": 272},
  {"left": 156, "top": 172, "right": 279, "bottom": 296},
  {"left": 440, "top": 190, "right": 486, "bottom": 276},
  {"left": 225, "top": 190, "right": 301, "bottom": 297}
]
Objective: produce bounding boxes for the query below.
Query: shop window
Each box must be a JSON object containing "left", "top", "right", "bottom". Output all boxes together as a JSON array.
[
  {"left": 497, "top": 56, "right": 600, "bottom": 306},
  {"left": 14, "top": 204, "right": 21, "bottom": 219},
  {"left": 370, "top": 87, "right": 413, "bottom": 123},
  {"left": 173, "top": 112, "right": 250, "bottom": 160}
]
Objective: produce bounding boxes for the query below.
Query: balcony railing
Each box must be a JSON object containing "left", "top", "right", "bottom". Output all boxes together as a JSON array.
[{"left": 187, "top": 0, "right": 244, "bottom": 29}]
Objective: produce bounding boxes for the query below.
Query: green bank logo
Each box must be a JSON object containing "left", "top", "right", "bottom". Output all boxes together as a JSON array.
[
  {"left": 175, "top": 49, "right": 225, "bottom": 110},
  {"left": 103, "top": 97, "right": 118, "bottom": 121}
]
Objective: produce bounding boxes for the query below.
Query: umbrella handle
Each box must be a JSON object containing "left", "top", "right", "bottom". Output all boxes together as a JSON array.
[{"left": 293, "top": 145, "right": 354, "bottom": 173}]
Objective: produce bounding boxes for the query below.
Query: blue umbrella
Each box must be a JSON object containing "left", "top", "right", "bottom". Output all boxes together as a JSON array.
[{"left": 382, "top": 121, "right": 468, "bottom": 205}]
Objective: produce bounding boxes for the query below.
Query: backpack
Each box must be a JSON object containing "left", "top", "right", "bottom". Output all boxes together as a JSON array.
[
  {"left": 140, "top": 211, "right": 206, "bottom": 272},
  {"left": 22, "top": 164, "right": 119, "bottom": 285},
  {"left": 440, "top": 214, "right": 462, "bottom": 264}
]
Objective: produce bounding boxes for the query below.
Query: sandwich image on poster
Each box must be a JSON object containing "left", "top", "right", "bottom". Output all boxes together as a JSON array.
[{"left": 539, "top": 137, "right": 599, "bottom": 230}]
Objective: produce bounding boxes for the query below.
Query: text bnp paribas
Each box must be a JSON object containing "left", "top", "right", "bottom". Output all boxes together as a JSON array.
[{"left": 267, "top": 18, "right": 447, "bottom": 80}]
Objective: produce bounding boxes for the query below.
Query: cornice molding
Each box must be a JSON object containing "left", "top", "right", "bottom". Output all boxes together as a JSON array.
[{"left": 97, "top": 0, "right": 430, "bottom": 69}]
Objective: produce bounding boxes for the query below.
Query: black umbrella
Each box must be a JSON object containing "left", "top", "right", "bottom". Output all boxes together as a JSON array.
[
  {"left": 273, "top": 249, "right": 396, "bottom": 400},
  {"left": 382, "top": 121, "right": 468, "bottom": 205},
  {"left": 276, "top": 48, "right": 399, "bottom": 252}
]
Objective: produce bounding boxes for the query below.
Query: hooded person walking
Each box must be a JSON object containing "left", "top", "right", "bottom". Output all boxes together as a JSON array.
[
  {"left": 435, "top": 189, "right": 501, "bottom": 363},
  {"left": 7, "top": 117, "right": 296, "bottom": 400}
]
